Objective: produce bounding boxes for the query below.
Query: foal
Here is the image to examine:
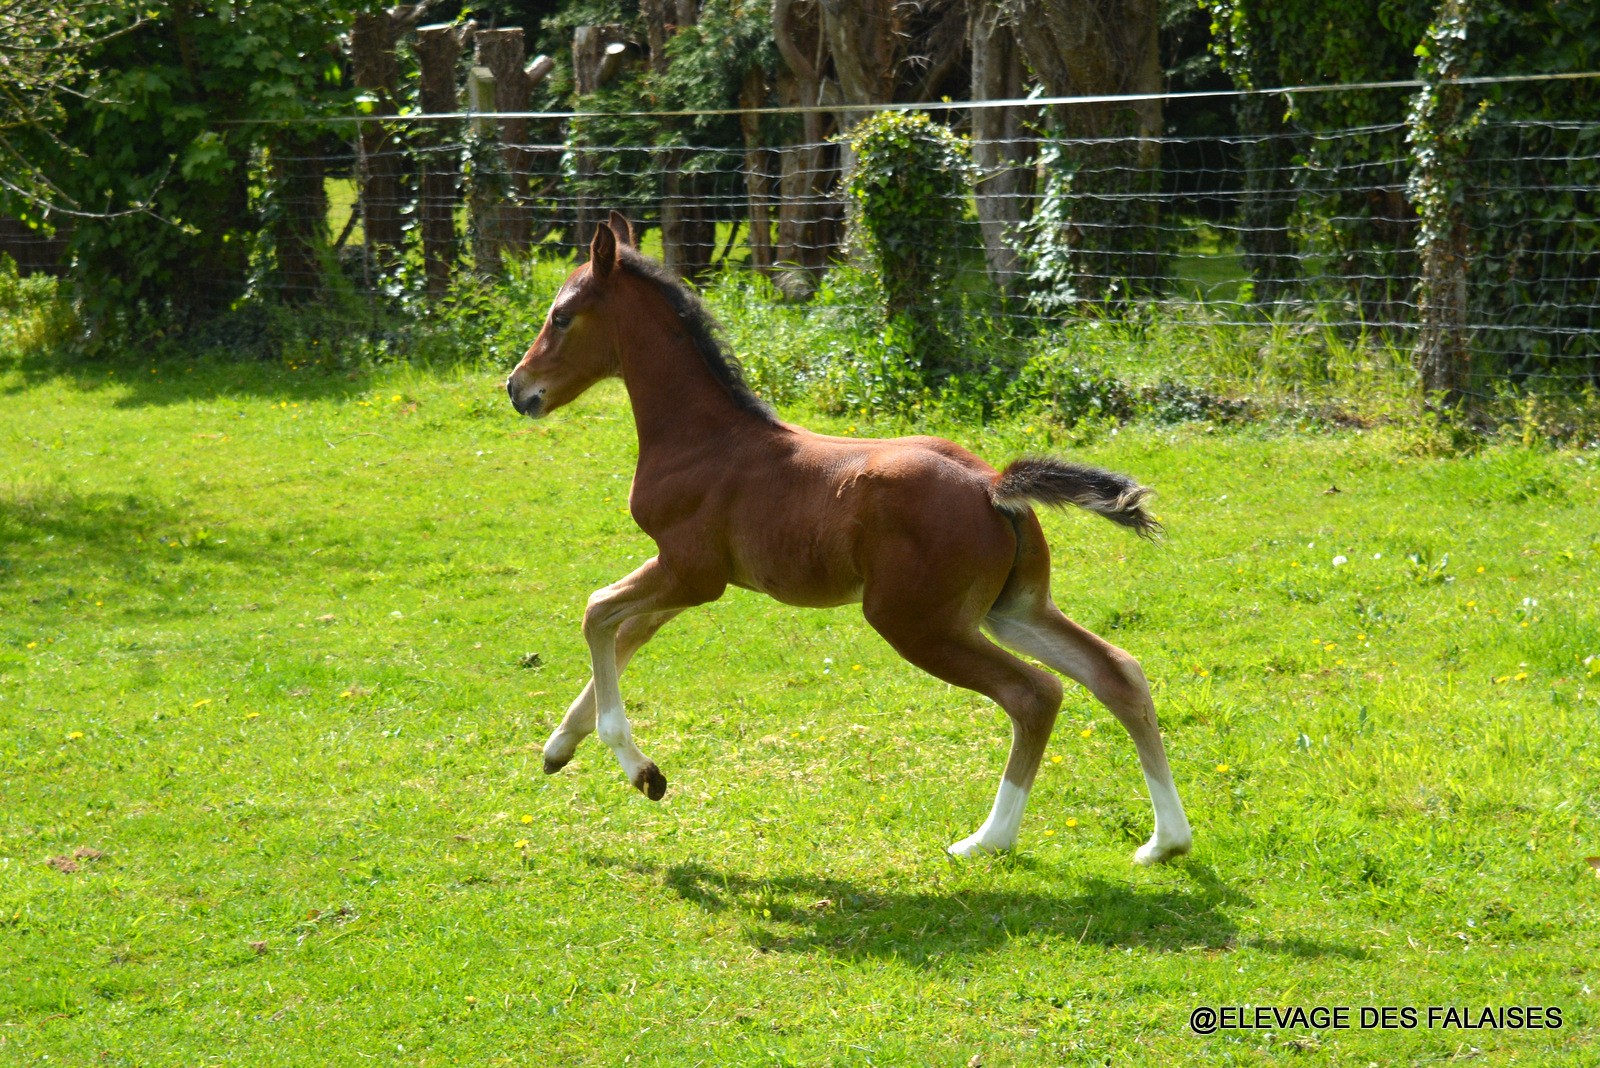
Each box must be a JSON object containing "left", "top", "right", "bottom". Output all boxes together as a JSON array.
[{"left": 506, "top": 213, "right": 1192, "bottom": 863}]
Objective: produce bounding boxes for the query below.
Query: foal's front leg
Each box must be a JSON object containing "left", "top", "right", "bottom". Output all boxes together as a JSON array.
[
  {"left": 542, "top": 609, "right": 681, "bottom": 774},
  {"left": 579, "top": 557, "right": 714, "bottom": 799}
]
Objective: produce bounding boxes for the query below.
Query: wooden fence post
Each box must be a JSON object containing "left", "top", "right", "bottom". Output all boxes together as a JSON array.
[
  {"left": 415, "top": 23, "right": 462, "bottom": 297},
  {"left": 466, "top": 64, "right": 504, "bottom": 277}
]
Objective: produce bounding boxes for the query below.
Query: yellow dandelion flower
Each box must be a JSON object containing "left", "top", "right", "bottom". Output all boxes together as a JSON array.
[
  {"left": 519, "top": 814, "right": 533, "bottom": 824},
  {"left": 513, "top": 839, "right": 529, "bottom": 849},
  {"left": 67, "top": 731, "right": 84, "bottom": 740},
  {"left": 851, "top": 664, "right": 862, "bottom": 671},
  {"left": 1476, "top": 565, "right": 1485, "bottom": 573},
  {"left": 26, "top": 642, "right": 37, "bottom": 649},
  {"left": 1514, "top": 672, "right": 1529, "bottom": 681},
  {"left": 1079, "top": 727, "right": 1093, "bottom": 738},
  {"left": 1050, "top": 754, "right": 1063, "bottom": 764},
  {"left": 245, "top": 712, "right": 260, "bottom": 720},
  {"left": 1216, "top": 762, "right": 1230, "bottom": 773},
  {"left": 1065, "top": 818, "right": 1078, "bottom": 828},
  {"left": 1043, "top": 829, "right": 1056, "bottom": 836}
]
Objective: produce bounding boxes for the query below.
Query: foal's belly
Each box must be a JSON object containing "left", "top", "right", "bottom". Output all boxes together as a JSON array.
[
  {"left": 731, "top": 572, "right": 864, "bottom": 608},
  {"left": 725, "top": 528, "right": 865, "bottom": 608}
]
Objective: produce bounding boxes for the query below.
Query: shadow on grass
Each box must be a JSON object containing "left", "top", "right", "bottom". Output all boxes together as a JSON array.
[
  {"left": 0, "top": 343, "right": 376, "bottom": 410},
  {"left": 0, "top": 485, "right": 347, "bottom": 628},
  {"left": 596, "top": 854, "right": 1368, "bottom": 965}
]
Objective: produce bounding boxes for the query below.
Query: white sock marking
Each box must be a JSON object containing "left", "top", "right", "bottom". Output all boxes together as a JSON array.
[
  {"left": 948, "top": 778, "right": 1030, "bottom": 856},
  {"left": 1134, "top": 772, "right": 1192, "bottom": 865}
]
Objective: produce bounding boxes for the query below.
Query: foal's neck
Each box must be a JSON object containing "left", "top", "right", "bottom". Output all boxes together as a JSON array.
[{"left": 613, "top": 284, "right": 770, "bottom": 459}]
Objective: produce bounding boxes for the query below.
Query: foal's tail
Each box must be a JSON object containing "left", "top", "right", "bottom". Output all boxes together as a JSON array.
[{"left": 990, "top": 457, "right": 1163, "bottom": 539}]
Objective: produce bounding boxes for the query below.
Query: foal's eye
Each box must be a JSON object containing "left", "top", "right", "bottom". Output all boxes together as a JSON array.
[{"left": 551, "top": 311, "right": 572, "bottom": 330}]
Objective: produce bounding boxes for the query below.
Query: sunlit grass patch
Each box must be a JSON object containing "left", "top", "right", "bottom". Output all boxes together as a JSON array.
[{"left": 0, "top": 355, "right": 1596, "bottom": 1064}]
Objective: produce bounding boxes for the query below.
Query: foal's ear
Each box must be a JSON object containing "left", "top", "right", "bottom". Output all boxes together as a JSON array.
[
  {"left": 589, "top": 220, "right": 617, "bottom": 280},
  {"left": 607, "top": 210, "right": 636, "bottom": 248}
]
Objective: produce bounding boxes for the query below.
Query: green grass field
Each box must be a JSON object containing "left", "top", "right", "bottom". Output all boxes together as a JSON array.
[{"left": 3, "top": 349, "right": 1598, "bottom": 1064}]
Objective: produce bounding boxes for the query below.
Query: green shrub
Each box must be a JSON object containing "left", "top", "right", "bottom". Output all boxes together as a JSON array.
[{"left": 842, "top": 112, "right": 979, "bottom": 389}]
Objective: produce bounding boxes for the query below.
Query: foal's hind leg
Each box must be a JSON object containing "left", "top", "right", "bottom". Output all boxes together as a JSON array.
[
  {"left": 541, "top": 608, "right": 681, "bottom": 774},
  {"left": 865, "top": 604, "right": 1064, "bottom": 856},
  {"left": 986, "top": 602, "right": 1192, "bottom": 865}
]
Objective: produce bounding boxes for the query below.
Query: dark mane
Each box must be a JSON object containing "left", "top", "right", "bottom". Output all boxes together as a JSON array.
[{"left": 618, "top": 248, "right": 777, "bottom": 424}]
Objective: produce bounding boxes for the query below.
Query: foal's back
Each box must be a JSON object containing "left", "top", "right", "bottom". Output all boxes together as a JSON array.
[{"left": 709, "top": 422, "right": 1019, "bottom": 612}]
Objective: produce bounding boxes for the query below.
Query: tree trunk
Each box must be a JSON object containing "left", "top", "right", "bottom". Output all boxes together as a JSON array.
[
  {"left": 570, "top": 25, "right": 631, "bottom": 255},
  {"left": 268, "top": 129, "right": 329, "bottom": 303},
  {"left": 640, "top": 0, "right": 715, "bottom": 280},
  {"left": 415, "top": 24, "right": 461, "bottom": 297},
  {"left": 1235, "top": 92, "right": 1297, "bottom": 305},
  {"left": 818, "top": 0, "right": 900, "bottom": 126},
  {"left": 1412, "top": 0, "right": 1473, "bottom": 409},
  {"left": 970, "top": 0, "right": 1031, "bottom": 291},
  {"left": 476, "top": 28, "right": 533, "bottom": 261},
  {"left": 772, "top": 0, "right": 843, "bottom": 290},
  {"left": 740, "top": 65, "right": 774, "bottom": 274},
  {"left": 351, "top": 11, "right": 406, "bottom": 277},
  {"left": 1008, "top": 0, "right": 1165, "bottom": 300}
]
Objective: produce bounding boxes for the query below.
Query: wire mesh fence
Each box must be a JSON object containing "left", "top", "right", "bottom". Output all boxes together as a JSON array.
[{"left": 8, "top": 83, "right": 1599, "bottom": 404}]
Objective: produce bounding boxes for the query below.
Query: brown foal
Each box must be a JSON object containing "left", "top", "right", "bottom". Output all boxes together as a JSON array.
[{"left": 505, "top": 212, "right": 1192, "bottom": 863}]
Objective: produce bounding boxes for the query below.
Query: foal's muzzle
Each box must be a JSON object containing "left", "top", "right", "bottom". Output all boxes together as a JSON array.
[{"left": 507, "top": 377, "right": 544, "bottom": 418}]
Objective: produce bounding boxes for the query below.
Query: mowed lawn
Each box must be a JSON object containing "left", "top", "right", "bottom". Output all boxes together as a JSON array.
[{"left": 2, "top": 353, "right": 1597, "bottom": 1065}]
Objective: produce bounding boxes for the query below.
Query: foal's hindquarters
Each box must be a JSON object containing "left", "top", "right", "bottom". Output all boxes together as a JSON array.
[{"left": 855, "top": 488, "right": 1191, "bottom": 864}]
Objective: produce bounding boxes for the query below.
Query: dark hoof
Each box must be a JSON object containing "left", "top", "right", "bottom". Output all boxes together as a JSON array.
[
  {"left": 633, "top": 763, "right": 668, "bottom": 801},
  {"left": 542, "top": 753, "right": 570, "bottom": 775}
]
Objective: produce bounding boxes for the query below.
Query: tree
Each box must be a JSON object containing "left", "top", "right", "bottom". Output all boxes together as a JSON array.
[
  {"left": 770, "top": 0, "right": 966, "bottom": 287},
  {"left": 15, "top": 1, "right": 357, "bottom": 329},
  {"left": 0, "top": 1, "right": 143, "bottom": 220},
  {"left": 970, "top": 0, "right": 1030, "bottom": 291},
  {"left": 1007, "top": 0, "right": 1167, "bottom": 301},
  {"left": 1204, "top": 0, "right": 1433, "bottom": 311}
]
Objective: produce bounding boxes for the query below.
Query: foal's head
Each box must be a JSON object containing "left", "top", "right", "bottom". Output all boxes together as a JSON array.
[{"left": 506, "top": 212, "right": 637, "bottom": 418}]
